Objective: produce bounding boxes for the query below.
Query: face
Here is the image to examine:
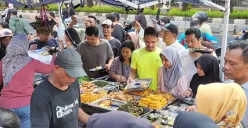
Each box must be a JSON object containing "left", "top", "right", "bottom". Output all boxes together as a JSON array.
[
  {"left": 86, "top": 35, "right": 99, "bottom": 45},
  {"left": 1, "top": 36, "right": 12, "bottom": 47},
  {"left": 54, "top": 65, "right": 77, "bottom": 87},
  {"left": 144, "top": 35, "right": 158, "bottom": 52},
  {"left": 160, "top": 55, "right": 172, "bottom": 68},
  {"left": 185, "top": 34, "right": 202, "bottom": 48},
  {"left": 37, "top": 33, "right": 50, "bottom": 42},
  {"left": 224, "top": 48, "right": 248, "bottom": 83},
  {"left": 121, "top": 47, "right": 132, "bottom": 60},
  {"left": 85, "top": 17, "right": 96, "bottom": 27},
  {"left": 102, "top": 25, "right": 112, "bottom": 37},
  {"left": 163, "top": 30, "right": 175, "bottom": 43},
  {"left": 196, "top": 63, "right": 205, "bottom": 76}
]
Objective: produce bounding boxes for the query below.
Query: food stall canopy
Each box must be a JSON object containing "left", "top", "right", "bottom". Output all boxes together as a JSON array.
[{"left": 3, "top": 0, "right": 71, "bottom": 8}]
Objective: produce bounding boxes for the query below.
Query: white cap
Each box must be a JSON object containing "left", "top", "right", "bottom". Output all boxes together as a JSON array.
[
  {"left": 0, "top": 29, "right": 13, "bottom": 38},
  {"left": 101, "top": 19, "right": 113, "bottom": 27}
]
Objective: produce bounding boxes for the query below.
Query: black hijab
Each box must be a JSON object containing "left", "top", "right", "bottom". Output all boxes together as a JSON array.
[
  {"left": 190, "top": 54, "right": 221, "bottom": 98},
  {"left": 173, "top": 111, "right": 218, "bottom": 128}
]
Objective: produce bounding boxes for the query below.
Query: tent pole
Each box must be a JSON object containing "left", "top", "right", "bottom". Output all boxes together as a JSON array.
[{"left": 219, "top": 0, "right": 230, "bottom": 81}]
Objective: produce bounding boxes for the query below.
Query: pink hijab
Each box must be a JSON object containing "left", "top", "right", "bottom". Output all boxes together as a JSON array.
[{"left": 127, "top": 32, "right": 141, "bottom": 49}]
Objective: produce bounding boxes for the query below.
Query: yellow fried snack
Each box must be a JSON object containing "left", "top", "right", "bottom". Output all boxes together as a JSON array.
[
  {"left": 138, "top": 94, "right": 168, "bottom": 109},
  {"left": 80, "top": 90, "right": 107, "bottom": 103}
]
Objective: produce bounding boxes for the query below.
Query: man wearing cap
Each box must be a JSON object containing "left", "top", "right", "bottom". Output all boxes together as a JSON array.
[
  {"left": 9, "top": 9, "right": 29, "bottom": 36},
  {"left": 162, "top": 23, "right": 185, "bottom": 55},
  {"left": 106, "top": 13, "right": 125, "bottom": 42},
  {"left": 179, "top": 20, "right": 218, "bottom": 49},
  {"left": 102, "top": 19, "right": 121, "bottom": 57},
  {"left": 76, "top": 26, "right": 114, "bottom": 78},
  {"left": 31, "top": 49, "right": 89, "bottom": 128}
]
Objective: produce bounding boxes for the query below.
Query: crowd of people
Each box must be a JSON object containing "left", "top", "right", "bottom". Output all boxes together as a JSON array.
[{"left": 0, "top": 3, "right": 248, "bottom": 128}]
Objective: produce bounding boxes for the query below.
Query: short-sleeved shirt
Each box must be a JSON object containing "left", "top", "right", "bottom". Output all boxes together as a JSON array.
[
  {"left": 76, "top": 39, "right": 114, "bottom": 78},
  {"left": 108, "top": 38, "right": 121, "bottom": 57},
  {"left": 31, "top": 79, "right": 81, "bottom": 128},
  {"left": 112, "top": 24, "right": 126, "bottom": 42},
  {"left": 131, "top": 48, "right": 162, "bottom": 90},
  {"left": 109, "top": 57, "right": 131, "bottom": 79},
  {"left": 29, "top": 38, "right": 59, "bottom": 49}
]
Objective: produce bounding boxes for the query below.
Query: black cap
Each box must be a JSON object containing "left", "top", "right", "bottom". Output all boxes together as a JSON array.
[
  {"left": 160, "top": 17, "right": 170, "bottom": 24},
  {"left": 162, "top": 23, "right": 178, "bottom": 35}
]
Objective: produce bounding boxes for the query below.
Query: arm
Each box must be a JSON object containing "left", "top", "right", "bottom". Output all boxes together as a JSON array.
[
  {"left": 177, "top": 75, "right": 192, "bottom": 99},
  {"left": 105, "top": 42, "right": 114, "bottom": 71},
  {"left": 31, "top": 94, "right": 52, "bottom": 128},
  {"left": 128, "top": 51, "right": 138, "bottom": 83},
  {"left": 34, "top": 56, "right": 55, "bottom": 74},
  {"left": 78, "top": 108, "right": 90, "bottom": 124},
  {"left": 158, "top": 67, "right": 162, "bottom": 91}
]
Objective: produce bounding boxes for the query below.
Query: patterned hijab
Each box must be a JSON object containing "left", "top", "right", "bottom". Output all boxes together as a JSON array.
[
  {"left": 2, "top": 34, "right": 32, "bottom": 86},
  {"left": 197, "top": 83, "right": 247, "bottom": 128},
  {"left": 160, "top": 47, "right": 184, "bottom": 91}
]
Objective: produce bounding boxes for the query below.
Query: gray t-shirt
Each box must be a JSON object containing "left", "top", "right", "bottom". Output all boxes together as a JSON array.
[
  {"left": 31, "top": 79, "right": 81, "bottom": 128},
  {"left": 76, "top": 39, "right": 114, "bottom": 78},
  {"left": 108, "top": 37, "right": 121, "bottom": 57}
]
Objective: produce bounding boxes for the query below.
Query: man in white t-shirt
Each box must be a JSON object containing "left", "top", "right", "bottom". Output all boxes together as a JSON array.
[
  {"left": 180, "top": 28, "right": 216, "bottom": 86},
  {"left": 161, "top": 23, "right": 185, "bottom": 55}
]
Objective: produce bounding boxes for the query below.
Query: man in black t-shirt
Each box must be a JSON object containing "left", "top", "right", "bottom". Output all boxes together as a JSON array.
[
  {"left": 106, "top": 13, "right": 125, "bottom": 42},
  {"left": 31, "top": 49, "right": 89, "bottom": 128}
]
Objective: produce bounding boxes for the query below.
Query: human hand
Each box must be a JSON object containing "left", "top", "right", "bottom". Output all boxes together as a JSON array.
[
  {"left": 127, "top": 77, "right": 133, "bottom": 84},
  {"left": 116, "top": 75, "right": 127, "bottom": 82},
  {"left": 29, "top": 44, "right": 37, "bottom": 50},
  {"left": 185, "top": 105, "right": 197, "bottom": 112},
  {"left": 105, "top": 64, "right": 111, "bottom": 72},
  {"left": 27, "top": 35, "right": 35, "bottom": 41},
  {"left": 183, "top": 90, "right": 192, "bottom": 97}
]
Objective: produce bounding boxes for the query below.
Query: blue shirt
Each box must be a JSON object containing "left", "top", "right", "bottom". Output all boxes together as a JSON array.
[
  {"left": 29, "top": 38, "right": 59, "bottom": 49},
  {"left": 179, "top": 32, "right": 218, "bottom": 49}
]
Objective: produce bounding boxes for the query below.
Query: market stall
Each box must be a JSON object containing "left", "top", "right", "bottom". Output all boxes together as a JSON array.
[{"left": 78, "top": 76, "right": 195, "bottom": 128}]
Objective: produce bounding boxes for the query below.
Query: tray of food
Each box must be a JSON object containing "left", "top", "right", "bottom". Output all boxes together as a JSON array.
[
  {"left": 80, "top": 81, "right": 98, "bottom": 93},
  {"left": 107, "top": 91, "right": 134, "bottom": 102},
  {"left": 90, "top": 98, "right": 126, "bottom": 111},
  {"left": 92, "top": 80, "right": 109, "bottom": 87},
  {"left": 124, "top": 78, "right": 152, "bottom": 92},
  {"left": 126, "top": 89, "right": 152, "bottom": 97},
  {"left": 138, "top": 94, "right": 168, "bottom": 110},
  {"left": 89, "top": 66, "right": 105, "bottom": 71},
  {"left": 80, "top": 90, "right": 107, "bottom": 104},
  {"left": 117, "top": 100, "right": 152, "bottom": 117}
]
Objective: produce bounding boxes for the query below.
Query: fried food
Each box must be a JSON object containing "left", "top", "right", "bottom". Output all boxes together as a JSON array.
[
  {"left": 138, "top": 94, "right": 168, "bottom": 109},
  {"left": 80, "top": 81, "right": 97, "bottom": 92},
  {"left": 80, "top": 90, "right": 107, "bottom": 103},
  {"left": 107, "top": 91, "right": 133, "bottom": 102},
  {"left": 40, "top": 51, "right": 50, "bottom": 56},
  {"left": 118, "top": 101, "right": 145, "bottom": 117},
  {"left": 99, "top": 100, "right": 112, "bottom": 106},
  {"left": 126, "top": 89, "right": 152, "bottom": 97}
]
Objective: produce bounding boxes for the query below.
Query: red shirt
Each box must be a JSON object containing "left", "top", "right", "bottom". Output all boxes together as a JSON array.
[{"left": 0, "top": 59, "right": 54, "bottom": 109}]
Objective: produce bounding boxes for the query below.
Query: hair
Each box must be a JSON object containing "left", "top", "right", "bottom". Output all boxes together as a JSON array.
[
  {"left": 0, "top": 22, "right": 9, "bottom": 29},
  {"left": 48, "top": 11, "right": 55, "bottom": 18},
  {"left": 10, "top": 9, "right": 17, "bottom": 15},
  {"left": 65, "top": 28, "right": 81, "bottom": 44},
  {"left": 106, "top": 14, "right": 116, "bottom": 22},
  {"left": 144, "top": 27, "right": 159, "bottom": 38},
  {"left": 88, "top": 15, "right": 97, "bottom": 23},
  {"left": 0, "top": 108, "right": 20, "bottom": 128},
  {"left": 112, "top": 12, "right": 120, "bottom": 21},
  {"left": 119, "top": 40, "right": 135, "bottom": 62},
  {"left": 190, "top": 20, "right": 200, "bottom": 28},
  {"left": 85, "top": 26, "right": 99, "bottom": 37},
  {"left": 228, "top": 40, "right": 248, "bottom": 64},
  {"left": 51, "top": 30, "right": 58, "bottom": 38},
  {"left": 185, "top": 28, "right": 201, "bottom": 40}
]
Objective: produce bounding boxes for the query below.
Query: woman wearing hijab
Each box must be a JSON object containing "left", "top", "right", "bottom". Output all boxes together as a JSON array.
[
  {"left": 87, "top": 111, "right": 154, "bottom": 128},
  {"left": 186, "top": 83, "right": 246, "bottom": 128},
  {"left": 158, "top": 47, "right": 191, "bottom": 98},
  {"left": 109, "top": 40, "right": 134, "bottom": 82},
  {"left": 0, "top": 35, "right": 55, "bottom": 128},
  {"left": 174, "top": 111, "right": 218, "bottom": 128},
  {"left": 126, "top": 32, "right": 145, "bottom": 49},
  {"left": 190, "top": 54, "right": 221, "bottom": 98}
]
